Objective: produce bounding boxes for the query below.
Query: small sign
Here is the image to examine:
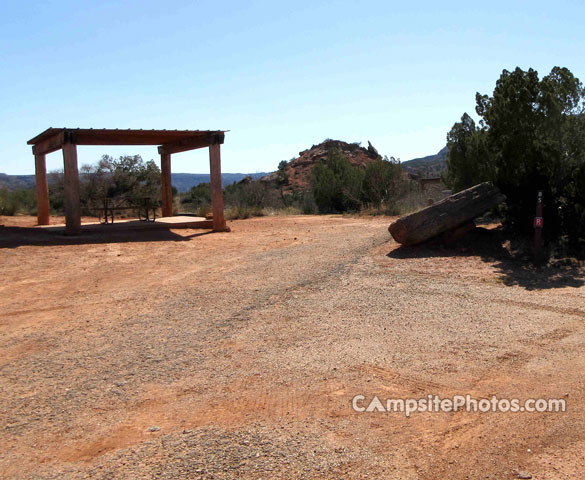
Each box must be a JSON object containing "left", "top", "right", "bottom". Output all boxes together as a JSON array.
[{"left": 534, "top": 216, "right": 543, "bottom": 228}]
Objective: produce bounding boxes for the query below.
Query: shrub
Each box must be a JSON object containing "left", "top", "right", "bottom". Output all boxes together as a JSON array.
[
  {"left": 0, "top": 188, "right": 36, "bottom": 215},
  {"left": 224, "top": 179, "right": 285, "bottom": 211},
  {"left": 225, "top": 205, "right": 264, "bottom": 220},
  {"left": 312, "top": 149, "right": 408, "bottom": 214},
  {"left": 81, "top": 155, "right": 161, "bottom": 202},
  {"left": 312, "top": 148, "right": 364, "bottom": 213},
  {"left": 47, "top": 155, "right": 162, "bottom": 215},
  {"left": 445, "top": 66, "right": 585, "bottom": 245},
  {"left": 277, "top": 160, "right": 290, "bottom": 185},
  {"left": 361, "top": 157, "right": 404, "bottom": 208},
  {"left": 182, "top": 182, "right": 211, "bottom": 207}
]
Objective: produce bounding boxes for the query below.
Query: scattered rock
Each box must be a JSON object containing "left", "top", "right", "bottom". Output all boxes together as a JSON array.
[
  {"left": 517, "top": 471, "right": 532, "bottom": 479},
  {"left": 148, "top": 426, "right": 161, "bottom": 432}
]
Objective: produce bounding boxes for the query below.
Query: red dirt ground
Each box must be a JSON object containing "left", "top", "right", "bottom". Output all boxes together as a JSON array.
[{"left": 1, "top": 214, "right": 584, "bottom": 479}]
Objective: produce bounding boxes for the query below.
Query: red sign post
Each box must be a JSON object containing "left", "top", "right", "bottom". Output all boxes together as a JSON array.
[{"left": 534, "top": 190, "right": 544, "bottom": 264}]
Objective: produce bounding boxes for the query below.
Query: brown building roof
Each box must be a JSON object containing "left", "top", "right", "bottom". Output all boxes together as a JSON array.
[{"left": 28, "top": 127, "right": 225, "bottom": 146}]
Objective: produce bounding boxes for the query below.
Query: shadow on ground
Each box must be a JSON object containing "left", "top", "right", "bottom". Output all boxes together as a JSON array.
[
  {"left": 0, "top": 226, "right": 212, "bottom": 249},
  {"left": 387, "top": 227, "right": 585, "bottom": 290}
]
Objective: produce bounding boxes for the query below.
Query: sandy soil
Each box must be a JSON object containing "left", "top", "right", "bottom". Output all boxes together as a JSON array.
[{"left": 1, "top": 214, "right": 584, "bottom": 479}]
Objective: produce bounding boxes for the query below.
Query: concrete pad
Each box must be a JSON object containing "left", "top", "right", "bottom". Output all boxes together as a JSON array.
[{"left": 38, "top": 216, "right": 214, "bottom": 233}]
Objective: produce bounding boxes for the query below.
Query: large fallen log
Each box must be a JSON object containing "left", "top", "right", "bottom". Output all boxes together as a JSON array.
[{"left": 388, "top": 182, "right": 506, "bottom": 245}]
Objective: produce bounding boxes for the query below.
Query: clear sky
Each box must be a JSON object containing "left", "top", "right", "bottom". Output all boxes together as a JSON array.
[{"left": 1, "top": 0, "right": 584, "bottom": 175}]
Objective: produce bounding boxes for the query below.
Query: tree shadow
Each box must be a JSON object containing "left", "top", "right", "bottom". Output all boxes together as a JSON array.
[
  {"left": 0, "top": 225, "right": 213, "bottom": 249},
  {"left": 387, "top": 227, "right": 585, "bottom": 290}
]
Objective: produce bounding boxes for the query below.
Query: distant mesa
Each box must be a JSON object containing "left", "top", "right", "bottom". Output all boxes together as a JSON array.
[
  {"left": 1, "top": 142, "right": 448, "bottom": 192},
  {"left": 0, "top": 172, "right": 269, "bottom": 193},
  {"left": 170, "top": 173, "right": 268, "bottom": 192},
  {"left": 261, "top": 139, "right": 448, "bottom": 191},
  {"left": 262, "top": 139, "right": 384, "bottom": 191},
  {"left": 400, "top": 146, "right": 448, "bottom": 177},
  {"left": 0, "top": 173, "right": 37, "bottom": 191}
]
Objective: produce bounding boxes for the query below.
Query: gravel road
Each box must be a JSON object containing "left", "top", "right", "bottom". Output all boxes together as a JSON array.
[{"left": 1, "top": 215, "right": 584, "bottom": 479}]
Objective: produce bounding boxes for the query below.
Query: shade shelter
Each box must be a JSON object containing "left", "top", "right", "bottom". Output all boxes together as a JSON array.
[{"left": 27, "top": 128, "right": 227, "bottom": 235}]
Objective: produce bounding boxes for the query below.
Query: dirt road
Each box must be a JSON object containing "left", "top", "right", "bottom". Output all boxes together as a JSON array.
[{"left": 1, "top": 215, "right": 584, "bottom": 479}]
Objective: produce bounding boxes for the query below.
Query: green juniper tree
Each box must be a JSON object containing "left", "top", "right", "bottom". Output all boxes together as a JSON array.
[{"left": 445, "top": 66, "right": 585, "bottom": 243}]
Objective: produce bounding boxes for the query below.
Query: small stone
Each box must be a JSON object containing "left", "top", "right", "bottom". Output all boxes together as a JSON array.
[
  {"left": 517, "top": 471, "right": 532, "bottom": 479},
  {"left": 148, "top": 426, "right": 161, "bottom": 432}
]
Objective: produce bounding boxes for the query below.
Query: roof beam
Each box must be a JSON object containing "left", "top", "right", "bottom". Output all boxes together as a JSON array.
[
  {"left": 158, "top": 132, "right": 224, "bottom": 155},
  {"left": 72, "top": 131, "right": 195, "bottom": 145},
  {"left": 31, "top": 131, "right": 65, "bottom": 155}
]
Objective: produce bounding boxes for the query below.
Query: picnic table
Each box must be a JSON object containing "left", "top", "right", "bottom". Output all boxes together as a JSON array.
[{"left": 86, "top": 197, "right": 161, "bottom": 224}]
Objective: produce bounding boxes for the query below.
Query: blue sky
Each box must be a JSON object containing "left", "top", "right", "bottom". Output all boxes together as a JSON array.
[{"left": 1, "top": 0, "right": 584, "bottom": 175}]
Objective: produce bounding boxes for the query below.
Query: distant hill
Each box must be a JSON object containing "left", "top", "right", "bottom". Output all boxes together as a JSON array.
[
  {"left": 261, "top": 140, "right": 449, "bottom": 190},
  {"left": 262, "top": 139, "right": 382, "bottom": 190},
  {"left": 1, "top": 144, "right": 449, "bottom": 193},
  {"left": 171, "top": 173, "right": 269, "bottom": 192},
  {"left": 401, "top": 146, "right": 448, "bottom": 177},
  {"left": 0, "top": 173, "right": 36, "bottom": 191},
  {"left": 0, "top": 172, "right": 269, "bottom": 193}
]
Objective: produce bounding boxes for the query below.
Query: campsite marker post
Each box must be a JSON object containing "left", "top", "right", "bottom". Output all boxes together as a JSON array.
[{"left": 534, "top": 190, "right": 544, "bottom": 264}]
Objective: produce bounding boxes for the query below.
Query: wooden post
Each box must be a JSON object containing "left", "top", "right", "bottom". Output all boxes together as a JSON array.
[
  {"left": 62, "top": 143, "right": 81, "bottom": 235},
  {"left": 34, "top": 153, "right": 50, "bottom": 225},
  {"left": 534, "top": 190, "right": 544, "bottom": 264},
  {"left": 209, "top": 143, "right": 226, "bottom": 231},
  {"left": 161, "top": 153, "right": 173, "bottom": 217}
]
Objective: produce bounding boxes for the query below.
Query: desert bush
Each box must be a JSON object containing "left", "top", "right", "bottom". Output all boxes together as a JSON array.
[
  {"left": 444, "top": 66, "right": 585, "bottom": 245},
  {"left": 47, "top": 170, "right": 65, "bottom": 213},
  {"left": 225, "top": 205, "right": 265, "bottom": 220},
  {"left": 312, "top": 148, "right": 365, "bottom": 213},
  {"left": 0, "top": 188, "right": 36, "bottom": 215},
  {"left": 300, "top": 190, "right": 317, "bottom": 214},
  {"left": 196, "top": 204, "right": 212, "bottom": 217},
  {"left": 311, "top": 148, "right": 409, "bottom": 214},
  {"left": 181, "top": 182, "right": 211, "bottom": 208},
  {"left": 264, "top": 205, "right": 303, "bottom": 216},
  {"left": 361, "top": 157, "right": 405, "bottom": 208},
  {"left": 392, "top": 184, "right": 442, "bottom": 215},
  {"left": 359, "top": 179, "right": 446, "bottom": 216},
  {"left": 186, "top": 182, "right": 211, "bottom": 205},
  {"left": 277, "top": 160, "right": 290, "bottom": 185},
  {"left": 0, "top": 189, "right": 17, "bottom": 215},
  {"left": 224, "top": 179, "right": 286, "bottom": 211},
  {"left": 178, "top": 177, "right": 310, "bottom": 220},
  {"left": 442, "top": 113, "right": 493, "bottom": 192},
  {"left": 80, "top": 155, "right": 161, "bottom": 202},
  {"left": 46, "top": 155, "right": 161, "bottom": 215}
]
